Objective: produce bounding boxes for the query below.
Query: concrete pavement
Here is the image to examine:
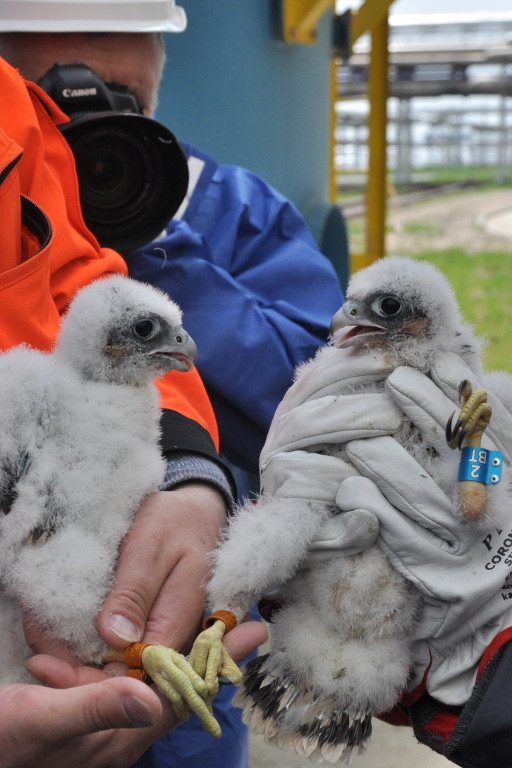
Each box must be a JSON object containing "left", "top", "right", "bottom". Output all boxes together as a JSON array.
[
  {"left": 481, "top": 204, "right": 512, "bottom": 239},
  {"left": 249, "top": 718, "right": 452, "bottom": 767}
]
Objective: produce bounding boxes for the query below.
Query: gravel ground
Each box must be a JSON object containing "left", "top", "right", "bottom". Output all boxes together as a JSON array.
[
  {"left": 248, "top": 187, "right": 512, "bottom": 768},
  {"left": 386, "top": 186, "right": 512, "bottom": 254}
]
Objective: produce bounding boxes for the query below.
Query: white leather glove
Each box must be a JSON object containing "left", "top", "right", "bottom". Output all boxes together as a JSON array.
[
  {"left": 301, "top": 353, "right": 512, "bottom": 706},
  {"left": 295, "top": 351, "right": 512, "bottom": 560},
  {"left": 258, "top": 347, "right": 398, "bottom": 597},
  {"left": 260, "top": 347, "right": 402, "bottom": 500},
  {"left": 337, "top": 436, "right": 512, "bottom": 706}
]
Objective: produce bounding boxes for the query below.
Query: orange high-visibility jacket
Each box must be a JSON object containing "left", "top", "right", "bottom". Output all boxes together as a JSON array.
[{"left": 0, "top": 57, "right": 219, "bottom": 451}]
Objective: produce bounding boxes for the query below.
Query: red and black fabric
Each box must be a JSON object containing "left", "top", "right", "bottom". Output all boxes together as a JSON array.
[{"left": 403, "top": 638, "right": 512, "bottom": 767}]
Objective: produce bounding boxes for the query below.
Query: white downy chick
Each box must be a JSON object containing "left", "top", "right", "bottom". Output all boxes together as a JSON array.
[
  {"left": 0, "top": 275, "right": 197, "bottom": 680},
  {"left": 205, "top": 256, "right": 511, "bottom": 763}
]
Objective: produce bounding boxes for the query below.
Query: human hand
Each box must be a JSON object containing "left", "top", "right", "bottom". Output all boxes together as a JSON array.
[
  {"left": 3, "top": 620, "right": 265, "bottom": 768},
  {"left": 260, "top": 346, "right": 402, "bottom": 500},
  {"left": 337, "top": 436, "right": 512, "bottom": 705},
  {"left": 97, "top": 485, "right": 227, "bottom": 655},
  {"left": 0, "top": 675, "right": 169, "bottom": 768}
]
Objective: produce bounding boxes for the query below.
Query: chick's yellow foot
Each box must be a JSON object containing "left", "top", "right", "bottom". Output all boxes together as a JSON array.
[
  {"left": 142, "top": 645, "right": 222, "bottom": 737},
  {"left": 189, "top": 619, "right": 243, "bottom": 697},
  {"left": 446, "top": 380, "right": 493, "bottom": 522},
  {"left": 106, "top": 644, "right": 221, "bottom": 738}
]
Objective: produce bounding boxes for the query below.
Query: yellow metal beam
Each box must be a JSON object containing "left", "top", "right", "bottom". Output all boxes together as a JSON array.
[
  {"left": 283, "top": 0, "right": 332, "bottom": 44},
  {"left": 359, "top": 13, "right": 389, "bottom": 271},
  {"left": 345, "top": 1, "right": 394, "bottom": 273},
  {"left": 350, "top": 0, "right": 395, "bottom": 48},
  {"left": 283, "top": 0, "right": 395, "bottom": 271}
]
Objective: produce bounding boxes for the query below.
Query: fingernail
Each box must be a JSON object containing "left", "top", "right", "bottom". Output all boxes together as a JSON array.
[
  {"left": 109, "top": 613, "right": 141, "bottom": 642},
  {"left": 123, "top": 695, "right": 157, "bottom": 727}
]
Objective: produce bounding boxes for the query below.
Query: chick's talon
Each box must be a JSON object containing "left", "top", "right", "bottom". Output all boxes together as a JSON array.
[{"left": 446, "top": 381, "right": 491, "bottom": 451}]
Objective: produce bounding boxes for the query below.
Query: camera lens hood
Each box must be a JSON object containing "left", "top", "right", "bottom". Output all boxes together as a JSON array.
[{"left": 61, "top": 112, "right": 189, "bottom": 252}]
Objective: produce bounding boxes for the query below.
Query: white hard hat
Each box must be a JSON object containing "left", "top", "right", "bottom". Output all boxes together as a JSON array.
[{"left": 0, "top": 0, "right": 187, "bottom": 33}]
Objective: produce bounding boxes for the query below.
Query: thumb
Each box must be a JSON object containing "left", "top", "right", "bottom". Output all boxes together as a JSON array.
[{"left": 28, "top": 678, "right": 162, "bottom": 743}]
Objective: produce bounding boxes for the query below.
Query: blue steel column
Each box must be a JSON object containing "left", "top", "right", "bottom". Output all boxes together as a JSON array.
[{"left": 157, "top": 1, "right": 330, "bottom": 215}]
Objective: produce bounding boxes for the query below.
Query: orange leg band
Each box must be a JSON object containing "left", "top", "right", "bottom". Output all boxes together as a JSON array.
[
  {"left": 126, "top": 668, "right": 152, "bottom": 684},
  {"left": 124, "top": 642, "right": 152, "bottom": 669},
  {"left": 203, "top": 610, "right": 238, "bottom": 633}
]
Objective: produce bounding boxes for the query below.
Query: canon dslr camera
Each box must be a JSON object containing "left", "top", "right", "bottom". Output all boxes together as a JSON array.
[{"left": 38, "top": 62, "right": 189, "bottom": 252}]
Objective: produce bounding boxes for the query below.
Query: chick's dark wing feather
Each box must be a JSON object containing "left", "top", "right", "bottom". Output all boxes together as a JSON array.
[{"left": 0, "top": 450, "right": 32, "bottom": 516}]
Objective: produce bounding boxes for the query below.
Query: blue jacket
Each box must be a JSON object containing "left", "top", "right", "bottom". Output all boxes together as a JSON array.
[{"left": 125, "top": 143, "right": 343, "bottom": 474}]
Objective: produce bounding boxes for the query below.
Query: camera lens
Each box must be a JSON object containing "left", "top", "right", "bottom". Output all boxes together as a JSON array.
[
  {"left": 61, "top": 113, "right": 189, "bottom": 252},
  {"left": 75, "top": 132, "right": 146, "bottom": 212},
  {"left": 80, "top": 144, "right": 138, "bottom": 197}
]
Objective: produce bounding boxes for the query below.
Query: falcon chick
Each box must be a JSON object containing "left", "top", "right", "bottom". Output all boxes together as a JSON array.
[
  {"left": 0, "top": 275, "right": 218, "bottom": 729},
  {"left": 190, "top": 256, "right": 511, "bottom": 762}
]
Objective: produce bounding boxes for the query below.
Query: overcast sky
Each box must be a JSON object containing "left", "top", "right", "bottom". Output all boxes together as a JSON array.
[
  {"left": 338, "top": 0, "right": 512, "bottom": 14},
  {"left": 392, "top": 0, "right": 512, "bottom": 13}
]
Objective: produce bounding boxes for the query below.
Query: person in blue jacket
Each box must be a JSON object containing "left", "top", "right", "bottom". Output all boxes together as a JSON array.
[
  {"left": 0, "top": 19, "right": 343, "bottom": 768},
  {"left": 126, "top": 140, "right": 342, "bottom": 478}
]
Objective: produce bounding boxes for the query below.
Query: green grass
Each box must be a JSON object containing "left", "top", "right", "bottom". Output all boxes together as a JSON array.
[
  {"left": 401, "top": 222, "right": 443, "bottom": 237},
  {"left": 335, "top": 167, "right": 512, "bottom": 203},
  {"left": 411, "top": 250, "right": 512, "bottom": 374},
  {"left": 402, "top": 165, "right": 512, "bottom": 187}
]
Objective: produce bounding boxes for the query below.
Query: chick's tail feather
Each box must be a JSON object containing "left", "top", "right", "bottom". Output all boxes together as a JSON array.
[{"left": 233, "top": 654, "right": 372, "bottom": 764}]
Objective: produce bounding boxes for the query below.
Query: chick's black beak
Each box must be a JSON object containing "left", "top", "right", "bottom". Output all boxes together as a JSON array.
[
  {"left": 330, "top": 305, "right": 352, "bottom": 336},
  {"left": 330, "top": 302, "right": 386, "bottom": 349},
  {"left": 150, "top": 329, "right": 198, "bottom": 372},
  {"left": 330, "top": 302, "right": 364, "bottom": 341}
]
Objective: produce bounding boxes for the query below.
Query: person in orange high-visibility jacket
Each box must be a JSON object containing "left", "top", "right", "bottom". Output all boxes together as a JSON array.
[
  {"left": 0, "top": 54, "right": 246, "bottom": 767},
  {"left": 0, "top": 55, "right": 220, "bottom": 447}
]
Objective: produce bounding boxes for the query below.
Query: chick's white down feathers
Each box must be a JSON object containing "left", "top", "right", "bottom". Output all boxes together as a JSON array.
[
  {"left": 206, "top": 256, "right": 512, "bottom": 764},
  {"left": 0, "top": 275, "right": 193, "bottom": 680}
]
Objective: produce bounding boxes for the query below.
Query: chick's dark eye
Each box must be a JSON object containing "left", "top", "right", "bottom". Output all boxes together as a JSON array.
[
  {"left": 372, "top": 296, "right": 403, "bottom": 318},
  {"left": 133, "top": 317, "right": 160, "bottom": 340}
]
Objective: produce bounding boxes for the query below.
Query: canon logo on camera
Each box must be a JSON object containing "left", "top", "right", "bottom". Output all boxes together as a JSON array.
[{"left": 62, "top": 87, "right": 98, "bottom": 98}]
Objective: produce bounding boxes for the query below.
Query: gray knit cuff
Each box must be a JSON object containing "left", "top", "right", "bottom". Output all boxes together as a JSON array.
[{"left": 160, "top": 453, "right": 235, "bottom": 512}]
